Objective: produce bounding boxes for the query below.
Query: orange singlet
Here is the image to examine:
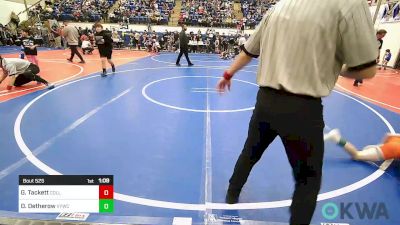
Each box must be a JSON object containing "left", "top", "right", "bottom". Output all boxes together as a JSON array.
[
  {"left": 384, "top": 135, "right": 400, "bottom": 144},
  {"left": 381, "top": 135, "right": 400, "bottom": 160}
]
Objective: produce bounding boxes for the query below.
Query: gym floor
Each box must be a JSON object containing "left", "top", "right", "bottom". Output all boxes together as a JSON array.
[{"left": 0, "top": 47, "right": 399, "bottom": 225}]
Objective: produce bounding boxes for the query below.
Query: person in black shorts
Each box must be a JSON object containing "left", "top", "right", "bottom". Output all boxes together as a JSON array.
[
  {"left": 94, "top": 23, "right": 115, "bottom": 77},
  {"left": 21, "top": 29, "right": 40, "bottom": 66},
  {"left": 0, "top": 56, "right": 54, "bottom": 90}
]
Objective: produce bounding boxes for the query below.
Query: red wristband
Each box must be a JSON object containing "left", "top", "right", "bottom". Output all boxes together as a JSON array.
[{"left": 223, "top": 71, "right": 233, "bottom": 80}]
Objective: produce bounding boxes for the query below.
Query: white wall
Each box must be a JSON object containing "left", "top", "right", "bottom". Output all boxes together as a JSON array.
[
  {"left": 369, "top": 3, "right": 400, "bottom": 67},
  {"left": 0, "top": 1, "right": 31, "bottom": 25}
]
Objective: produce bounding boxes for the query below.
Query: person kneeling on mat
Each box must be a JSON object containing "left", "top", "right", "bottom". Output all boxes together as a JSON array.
[
  {"left": 94, "top": 23, "right": 115, "bottom": 77},
  {"left": 82, "top": 36, "right": 94, "bottom": 55},
  {"left": 0, "top": 56, "right": 54, "bottom": 90},
  {"left": 325, "top": 129, "right": 400, "bottom": 161}
]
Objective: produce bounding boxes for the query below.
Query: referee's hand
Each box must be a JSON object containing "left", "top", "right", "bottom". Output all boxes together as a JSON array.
[{"left": 216, "top": 77, "right": 231, "bottom": 94}]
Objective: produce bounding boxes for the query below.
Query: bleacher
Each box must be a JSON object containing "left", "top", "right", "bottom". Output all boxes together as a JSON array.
[
  {"left": 110, "top": 0, "right": 175, "bottom": 25},
  {"left": 31, "top": 0, "right": 282, "bottom": 28},
  {"left": 179, "top": 0, "right": 236, "bottom": 28},
  {"left": 48, "top": 0, "right": 117, "bottom": 22},
  {"left": 240, "top": 0, "right": 276, "bottom": 28}
]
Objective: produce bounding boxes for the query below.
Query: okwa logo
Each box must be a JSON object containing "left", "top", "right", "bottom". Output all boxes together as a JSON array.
[{"left": 321, "top": 202, "right": 389, "bottom": 220}]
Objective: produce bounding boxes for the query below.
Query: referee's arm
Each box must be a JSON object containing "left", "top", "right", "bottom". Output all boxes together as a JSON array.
[
  {"left": 338, "top": 1, "right": 377, "bottom": 80},
  {"left": 225, "top": 13, "right": 268, "bottom": 75},
  {"left": 340, "top": 63, "right": 377, "bottom": 79},
  {"left": 226, "top": 51, "right": 253, "bottom": 75},
  {"left": 217, "top": 13, "right": 270, "bottom": 92}
]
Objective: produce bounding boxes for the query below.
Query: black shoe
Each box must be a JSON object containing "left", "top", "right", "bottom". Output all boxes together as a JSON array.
[
  {"left": 47, "top": 84, "right": 55, "bottom": 90},
  {"left": 225, "top": 189, "right": 240, "bottom": 204},
  {"left": 353, "top": 81, "right": 358, "bottom": 87},
  {"left": 176, "top": 63, "right": 181, "bottom": 66},
  {"left": 79, "top": 61, "right": 85, "bottom": 64},
  {"left": 188, "top": 63, "right": 194, "bottom": 66},
  {"left": 112, "top": 66, "right": 116, "bottom": 73},
  {"left": 67, "top": 58, "right": 72, "bottom": 62},
  {"left": 101, "top": 72, "right": 107, "bottom": 77},
  {"left": 359, "top": 80, "right": 363, "bottom": 84}
]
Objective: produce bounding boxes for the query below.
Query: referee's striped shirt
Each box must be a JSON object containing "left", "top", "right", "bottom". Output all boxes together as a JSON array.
[{"left": 243, "top": 0, "right": 378, "bottom": 97}]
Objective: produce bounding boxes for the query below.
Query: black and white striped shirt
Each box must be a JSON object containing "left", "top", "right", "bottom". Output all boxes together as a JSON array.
[{"left": 243, "top": 0, "right": 378, "bottom": 97}]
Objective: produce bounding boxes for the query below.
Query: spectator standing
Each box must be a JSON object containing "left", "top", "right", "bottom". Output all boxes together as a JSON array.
[
  {"left": 62, "top": 21, "right": 85, "bottom": 63},
  {"left": 51, "top": 24, "right": 62, "bottom": 49}
]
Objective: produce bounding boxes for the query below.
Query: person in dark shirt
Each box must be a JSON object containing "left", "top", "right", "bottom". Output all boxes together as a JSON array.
[
  {"left": 173, "top": 31, "right": 179, "bottom": 43},
  {"left": 94, "top": 23, "right": 115, "bottom": 77},
  {"left": 21, "top": 29, "right": 39, "bottom": 66},
  {"left": 176, "top": 25, "right": 193, "bottom": 66},
  {"left": 222, "top": 36, "right": 229, "bottom": 52},
  {"left": 376, "top": 30, "right": 387, "bottom": 62},
  {"left": 354, "top": 29, "right": 386, "bottom": 86}
]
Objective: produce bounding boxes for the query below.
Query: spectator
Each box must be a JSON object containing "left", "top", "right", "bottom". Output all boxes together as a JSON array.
[
  {"left": 81, "top": 36, "right": 94, "bottom": 54},
  {"left": 21, "top": 29, "right": 40, "bottom": 67},
  {"left": 62, "top": 21, "right": 85, "bottom": 63},
  {"left": 180, "top": 0, "right": 235, "bottom": 27},
  {"left": 379, "top": 49, "right": 392, "bottom": 70},
  {"left": 50, "top": 24, "right": 62, "bottom": 49},
  {"left": 110, "top": 0, "right": 173, "bottom": 25},
  {"left": 240, "top": 0, "right": 278, "bottom": 28},
  {"left": 238, "top": 34, "right": 246, "bottom": 46}
]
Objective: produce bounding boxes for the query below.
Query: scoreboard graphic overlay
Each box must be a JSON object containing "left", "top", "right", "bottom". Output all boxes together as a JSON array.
[{"left": 19, "top": 175, "right": 114, "bottom": 213}]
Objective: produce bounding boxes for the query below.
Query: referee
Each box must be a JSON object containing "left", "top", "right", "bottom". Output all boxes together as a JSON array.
[{"left": 217, "top": 1, "right": 378, "bottom": 224}]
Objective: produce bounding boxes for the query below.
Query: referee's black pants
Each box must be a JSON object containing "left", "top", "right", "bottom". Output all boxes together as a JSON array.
[
  {"left": 69, "top": 45, "right": 84, "bottom": 62},
  {"left": 228, "top": 87, "right": 325, "bottom": 225},
  {"left": 14, "top": 63, "right": 48, "bottom": 86},
  {"left": 176, "top": 47, "right": 192, "bottom": 65}
]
